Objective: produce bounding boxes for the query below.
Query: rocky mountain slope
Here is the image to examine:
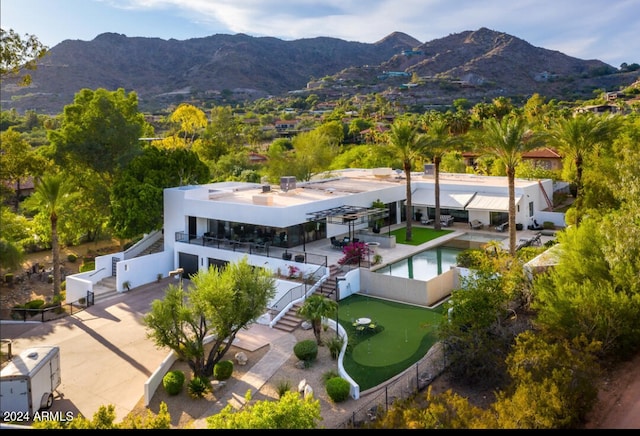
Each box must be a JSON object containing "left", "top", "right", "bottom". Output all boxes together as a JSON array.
[{"left": 1, "top": 28, "right": 635, "bottom": 114}]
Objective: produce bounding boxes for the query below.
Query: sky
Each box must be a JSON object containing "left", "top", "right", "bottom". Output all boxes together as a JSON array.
[{"left": 2, "top": 0, "right": 639, "bottom": 68}]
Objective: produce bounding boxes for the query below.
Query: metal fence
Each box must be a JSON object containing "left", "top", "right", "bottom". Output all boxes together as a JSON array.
[
  {"left": 175, "top": 231, "right": 328, "bottom": 267},
  {"left": 1, "top": 291, "right": 94, "bottom": 322},
  {"left": 335, "top": 342, "right": 447, "bottom": 429}
]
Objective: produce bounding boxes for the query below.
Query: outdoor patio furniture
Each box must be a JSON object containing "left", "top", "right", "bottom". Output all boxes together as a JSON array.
[
  {"left": 440, "top": 215, "right": 455, "bottom": 227},
  {"left": 330, "top": 236, "right": 342, "bottom": 249},
  {"left": 469, "top": 219, "right": 483, "bottom": 229},
  {"left": 254, "top": 241, "right": 269, "bottom": 252},
  {"left": 421, "top": 217, "right": 433, "bottom": 225},
  {"left": 495, "top": 222, "right": 508, "bottom": 232}
]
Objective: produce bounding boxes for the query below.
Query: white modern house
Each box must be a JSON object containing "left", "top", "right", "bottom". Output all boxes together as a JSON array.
[
  {"left": 65, "top": 168, "right": 560, "bottom": 306},
  {"left": 63, "top": 167, "right": 562, "bottom": 401}
]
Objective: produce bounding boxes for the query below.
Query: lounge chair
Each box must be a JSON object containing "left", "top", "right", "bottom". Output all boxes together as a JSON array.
[
  {"left": 421, "top": 217, "right": 433, "bottom": 225},
  {"left": 469, "top": 219, "right": 483, "bottom": 230},
  {"left": 440, "top": 215, "right": 454, "bottom": 227},
  {"left": 527, "top": 219, "right": 544, "bottom": 230},
  {"left": 495, "top": 222, "right": 508, "bottom": 232}
]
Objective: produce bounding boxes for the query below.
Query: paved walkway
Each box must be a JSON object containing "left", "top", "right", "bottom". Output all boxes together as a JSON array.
[{"left": 191, "top": 326, "right": 297, "bottom": 429}]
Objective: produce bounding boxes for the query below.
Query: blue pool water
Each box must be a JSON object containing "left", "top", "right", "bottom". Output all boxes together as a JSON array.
[
  {"left": 376, "top": 246, "right": 462, "bottom": 281},
  {"left": 376, "top": 234, "right": 507, "bottom": 281}
]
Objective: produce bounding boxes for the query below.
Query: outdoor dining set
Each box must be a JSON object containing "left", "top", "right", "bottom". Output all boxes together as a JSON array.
[{"left": 352, "top": 317, "right": 378, "bottom": 334}]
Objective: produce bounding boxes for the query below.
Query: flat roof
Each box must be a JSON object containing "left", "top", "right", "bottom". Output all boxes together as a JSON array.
[{"left": 179, "top": 168, "right": 545, "bottom": 208}]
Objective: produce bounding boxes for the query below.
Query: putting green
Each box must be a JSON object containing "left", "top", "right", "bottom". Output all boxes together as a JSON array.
[
  {"left": 350, "top": 329, "right": 420, "bottom": 367},
  {"left": 339, "top": 294, "right": 442, "bottom": 370}
]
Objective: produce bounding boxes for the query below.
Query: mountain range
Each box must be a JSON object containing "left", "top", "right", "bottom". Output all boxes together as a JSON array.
[{"left": 1, "top": 27, "right": 636, "bottom": 114}]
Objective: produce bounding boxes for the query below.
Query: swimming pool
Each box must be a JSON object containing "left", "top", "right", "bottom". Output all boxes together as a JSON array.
[
  {"left": 375, "top": 234, "right": 507, "bottom": 281},
  {"left": 442, "top": 233, "right": 507, "bottom": 250},
  {"left": 376, "top": 245, "right": 462, "bottom": 281}
]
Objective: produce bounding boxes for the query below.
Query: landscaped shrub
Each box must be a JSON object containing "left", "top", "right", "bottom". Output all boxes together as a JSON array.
[
  {"left": 321, "top": 369, "right": 340, "bottom": 385},
  {"left": 55, "top": 291, "right": 65, "bottom": 303},
  {"left": 213, "top": 360, "right": 234, "bottom": 381},
  {"left": 79, "top": 261, "right": 95, "bottom": 273},
  {"left": 187, "top": 376, "right": 211, "bottom": 399},
  {"left": 67, "top": 253, "right": 78, "bottom": 262},
  {"left": 338, "top": 241, "right": 368, "bottom": 265},
  {"left": 162, "top": 370, "right": 185, "bottom": 395},
  {"left": 275, "top": 379, "right": 292, "bottom": 398},
  {"left": 25, "top": 299, "right": 45, "bottom": 310},
  {"left": 293, "top": 339, "right": 318, "bottom": 366},
  {"left": 324, "top": 336, "right": 344, "bottom": 360},
  {"left": 456, "top": 249, "right": 484, "bottom": 268},
  {"left": 325, "top": 376, "right": 350, "bottom": 403},
  {"left": 543, "top": 221, "right": 555, "bottom": 229}
]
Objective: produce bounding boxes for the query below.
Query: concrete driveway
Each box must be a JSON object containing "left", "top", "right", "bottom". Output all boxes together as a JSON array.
[{"left": 1, "top": 280, "right": 173, "bottom": 424}]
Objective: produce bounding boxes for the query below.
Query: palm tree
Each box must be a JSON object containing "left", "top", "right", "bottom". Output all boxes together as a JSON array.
[
  {"left": 546, "top": 112, "right": 621, "bottom": 226},
  {"left": 475, "top": 116, "right": 545, "bottom": 256},
  {"left": 421, "top": 117, "right": 465, "bottom": 230},
  {"left": 386, "top": 118, "right": 427, "bottom": 242},
  {"left": 24, "top": 173, "right": 73, "bottom": 299},
  {"left": 297, "top": 294, "right": 338, "bottom": 345}
]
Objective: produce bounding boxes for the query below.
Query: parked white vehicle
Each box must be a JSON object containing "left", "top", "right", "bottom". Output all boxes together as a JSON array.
[{"left": 0, "top": 345, "right": 61, "bottom": 419}]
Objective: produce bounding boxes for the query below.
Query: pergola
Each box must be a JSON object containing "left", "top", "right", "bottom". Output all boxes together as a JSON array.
[{"left": 306, "top": 205, "right": 389, "bottom": 240}]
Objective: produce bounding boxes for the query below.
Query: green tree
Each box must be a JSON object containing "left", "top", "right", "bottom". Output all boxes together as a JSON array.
[
  {"left": 144, "top": 257, "right": 276, "bottom": 377},
  {"left": 472, "top": 116, "right": 545, "bottom": 255},
  {"left": 386, "top": 118, "right": 427, "bottom": 242},
  {"left": 0, "top": 28, "right": 48, "bottom": 86},
  {"left": 438, "top": 270, "right": 513, "bottom": 387},
  {"left": 290, "top": 129, "right": 339, "bottom": 181},
  {"left": 372, "top": 386, "right": 488, "bottom": 429},
  {"left": 206, "top": 390, "right": 321, "bottom": 429},
  {"left": 210, "top": 149, "right": 260, "bottom": 182},
  {"left": 33, "top": 402, "right": 171, "bottom": 429},
  {"left": 109, "top": 146, "right": 210, "bottom": 240},
  {"left": 297, "top": 294, "right": 338, "bottom": 345},
  {"left": 440, "top": 151, "right": 467, "bottom": 173},
  {"left": 196, "top": 105, "right": 243, "bottom": 161},
  {"left": 420, "top": 116, "right": 464, "bottom": 230},
  {"left": 0, "top": 127, "right": 48, "bottom": 208},
  {"left": 168, "top": 103, "right": 208, "bottom": 145},
  {"left": 532, "top": 217, "right": 640, "bottom": 356},
  {"left": 545, "top": 112, "right": 622, "bottom": 225},
  {"left": 48, "top": 88, "right": 150, "bottom": 181},
  {"left": 347, "top": 118, "right": 373, "bottom": 143},
  {"left": 0, "top": 206, "right": 28, "bottom": 271},
  {"left": 491, "top": 332, "right": 601, "bottom": 428},
  {"left": 21, "top": 173, "right": 76, "bottom": 299}
]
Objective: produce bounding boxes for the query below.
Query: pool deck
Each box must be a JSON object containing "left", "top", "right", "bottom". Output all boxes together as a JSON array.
[{"left": 301, "top": 221, "right": 557, "bottom": 269}]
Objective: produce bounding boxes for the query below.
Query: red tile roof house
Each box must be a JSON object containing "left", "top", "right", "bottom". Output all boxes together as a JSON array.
[{"left": 462, "top": 148, "right": 563, "bottom": 172}]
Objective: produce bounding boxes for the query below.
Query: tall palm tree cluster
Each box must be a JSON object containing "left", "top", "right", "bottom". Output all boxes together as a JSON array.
[{"left": 384, "top": 110, "right": 620, "bottom": 257}]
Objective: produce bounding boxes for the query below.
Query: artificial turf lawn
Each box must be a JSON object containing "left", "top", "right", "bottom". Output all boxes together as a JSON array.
[
  {"left": 391, "top": 226, "right": 453, "bottom": 246},
  {"left": 337, "top": 293, "right": 444, "bottom": 391}
]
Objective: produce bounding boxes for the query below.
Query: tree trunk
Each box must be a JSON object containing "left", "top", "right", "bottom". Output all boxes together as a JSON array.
[
  {"left": 404, "top": 161, "right": 413, "bottom": 241},
  {"left": 312, "top": 318, "right": 322, "bottom": 345},
  {"left": 51, "top": 213, "right": 61, "bottom": 298},
  {"left": 507, "top": 168, "right": 517, "bottom": 256},
  {"left": 434, "top": 156, "right": 442, "bottom": 230},
  {"left": 574, "top": 156, "right": 583, "bottom": 226}
]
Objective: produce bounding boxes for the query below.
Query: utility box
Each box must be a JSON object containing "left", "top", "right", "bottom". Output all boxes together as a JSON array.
[{"left": 0, "top": 345, "right": 61, "bottom": 415}]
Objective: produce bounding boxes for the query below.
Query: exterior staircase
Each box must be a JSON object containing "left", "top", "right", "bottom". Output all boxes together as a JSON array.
[
  {"left": 91, "top": 276, "right": 118, "bottom": 303},
  {"left": 271, "top": 264, "right": 342, "bottom": 333},
  {"left": 136, "top": 236, "right": 164, "bottom": 257}
]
